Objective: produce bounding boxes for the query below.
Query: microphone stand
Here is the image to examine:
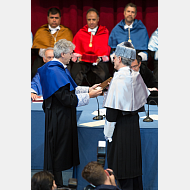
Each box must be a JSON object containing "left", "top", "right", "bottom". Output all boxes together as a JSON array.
[
  {"left": 93, "top": 97, "right": 103, "bottom": 120},
  {"left": 143, "top": 99, "right": 158, "bottom": 122},
  {"left": 82, "top": 72, "right": 103, "bottom": 120}
]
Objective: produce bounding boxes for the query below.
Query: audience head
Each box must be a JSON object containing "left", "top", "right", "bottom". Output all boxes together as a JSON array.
[
  {"left": 124, "top": 3, "right": 137, "bottom": 25},
  {"left": 41, "top": 47, "right": 54, "bottom": 63},
  {"left": 47, "top": 7, "right": 61, "bottom": 28},
  {"left": 130, "top": 55, "right": 142, "bottom": 72},
  {"left": 82, "top": 161, "right": 107, "bottom": 186},
  {"left": 54, "top": 39, "right": 75, "bottom": 65},
  {"left": 86, "top": 8, "right": 99, "bottom": 29},
  {"left": 31, "top": 171, "right": 57, "bottom": 190},
  {"left": 114, "top": 41, "right": 136, "bottom": 70}
]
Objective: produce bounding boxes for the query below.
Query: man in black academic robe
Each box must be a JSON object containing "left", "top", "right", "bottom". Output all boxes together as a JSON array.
[
  {"left": 38, "top": 39, "right": 102, "bottom": 187},
  {"left": 103, "top": 42, "right": 150, "bottom": 190}
]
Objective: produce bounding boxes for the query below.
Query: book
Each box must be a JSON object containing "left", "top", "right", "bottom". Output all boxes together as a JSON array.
[{"left": 98, "top": 77, "right": 112, "bottom": 90}]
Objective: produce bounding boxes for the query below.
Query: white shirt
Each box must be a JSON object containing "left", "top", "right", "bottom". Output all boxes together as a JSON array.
[
  {"left": 88, "top": 26, "right": 98, "bottom": 35},
  {"left": 52, "top": 58, "right": 67, "bottom": 68},
  {"left": 124, "top": 22, "right": 133, "bottom": 29},
  {"left": 48, "top": 25, "right": 60, "bottom": 34}
]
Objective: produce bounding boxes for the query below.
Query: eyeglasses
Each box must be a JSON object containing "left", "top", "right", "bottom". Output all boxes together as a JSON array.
[{"left": 130, "top": 64, "right": 139, "bottom": 69}]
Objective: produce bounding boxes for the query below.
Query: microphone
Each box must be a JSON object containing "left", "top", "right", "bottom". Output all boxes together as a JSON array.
[
  {"left": 81, "top": 72, "right": 103, "bottom": 120},
  {"left": 143, "top": 99, "right": 158, "bottom": 122}
]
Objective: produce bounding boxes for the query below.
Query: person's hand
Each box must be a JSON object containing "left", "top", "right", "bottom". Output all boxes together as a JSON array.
[
  {"left": 89, "top": 88, "right": 102, "bottom": 98},
  {"left": 105, "top": 169, "right": 116, "bottom": 186},
  {"left": 96, "top": 57, "right": 100, "bottom": 64},
  {"left": 31, "top": 93, "right": 41, "bottom": 100},
  {"left": 71, "top": 53, "right": 82, "bottom": 62},
  {"left": 89, "top": 83, "right": 101, "bottom": 92},
  {"left": 71, "top": 55, "right": 77, "bottom": 62}
]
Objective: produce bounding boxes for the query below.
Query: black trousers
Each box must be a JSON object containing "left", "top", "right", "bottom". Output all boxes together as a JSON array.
[
  {"left": 118, "top": 176, "right": 143, "bottom": 190},
  {"left": 53, "top": 171, "right": 63, "bottom": 188}
]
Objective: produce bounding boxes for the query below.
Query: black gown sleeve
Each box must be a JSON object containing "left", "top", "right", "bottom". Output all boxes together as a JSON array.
[
  {"left": 106, "top": 107, "right": 119, "bottom": 122},
  {"left": 140, "top": 63, "right": 158, "bottom": 89},
  {"left": 54, "top": 84, "right": 78, "bottom": 107}
]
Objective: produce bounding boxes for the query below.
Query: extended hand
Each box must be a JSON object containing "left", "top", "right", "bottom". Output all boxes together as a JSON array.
[
  {"left": 89, "top": 88, "right": 102, "bottom": 98},
  {"left": 89, "top": 83, "right": 101, "bottom": 92}
]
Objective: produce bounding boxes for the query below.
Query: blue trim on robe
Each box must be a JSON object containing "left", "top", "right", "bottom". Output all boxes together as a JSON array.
[
  {"left": 38, "top": 60, "right": 78, "bottom": 100},
  {"left": 31, "top": 72, "right": 42, "bottom": 95},
  {"left": 108, "top": 19, "right": 149, "bottom": 50}
]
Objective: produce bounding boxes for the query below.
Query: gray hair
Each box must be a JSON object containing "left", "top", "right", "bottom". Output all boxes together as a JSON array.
[
  {"left": 120, "top": 57, "right": 135, "bottom": 66},
  {"left": 54, "top": 39, "right": 75, "bottom": 58},
  {"left": 39, "top": 47, "right": 54, "bottom": 58}
]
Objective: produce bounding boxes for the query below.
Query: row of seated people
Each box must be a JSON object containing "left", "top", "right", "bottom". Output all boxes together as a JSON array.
[{"left": 31, "top": 4, "right": 158, "bottom": 97}]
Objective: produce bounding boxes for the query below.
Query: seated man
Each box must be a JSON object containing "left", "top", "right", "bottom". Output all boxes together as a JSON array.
[
  {"left": 131, "top": 55, "right": 158, "bottom": 90},
  {"left": 71, "top": 8, "right": 111, "bottom": 86},
  {"left": 31, "top": 47, "right": 54, "bottom": 100},
  {"left": 32, "top": 7, "right": 73, "bottom": 49},
  {"left": 82, "top": 161, "right": 121, "bottom": 190},
  {"left": 31, "top": 7, "right": 73, "bottom": 79},
  {"left": 108, "top": 3, "right": 149, "bottom": 64}
]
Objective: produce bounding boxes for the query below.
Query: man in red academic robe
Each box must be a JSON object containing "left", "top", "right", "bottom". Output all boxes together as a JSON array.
[{"left": 71, "top": 8, "right": 111, "bottom": 86}]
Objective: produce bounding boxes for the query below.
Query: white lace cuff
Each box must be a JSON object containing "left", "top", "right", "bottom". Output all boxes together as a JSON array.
[
  {"left": 76, "top": 93, "right": 90, "bottom": 107},
  {"left": 75, "top": 86, "right": 89, "bottom": 94}
]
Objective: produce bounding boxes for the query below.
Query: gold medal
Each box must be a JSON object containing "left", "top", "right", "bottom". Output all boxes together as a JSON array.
[
  {"left": 50, "top": 30, "right": 59, "bottom": 45},
  {"left": 128, "top": 28, "right": 132, "bottom": 43},
  {"left": 89, "top": 32, "right": 93, "bottom": 47}
]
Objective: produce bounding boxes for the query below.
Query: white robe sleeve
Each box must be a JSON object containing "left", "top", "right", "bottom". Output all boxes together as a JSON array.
[{"left": 103, "top": 119, "right": 116, "bottom": 142}]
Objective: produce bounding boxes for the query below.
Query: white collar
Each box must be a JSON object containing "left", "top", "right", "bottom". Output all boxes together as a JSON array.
[
  {"left": 124, "top": 22, "right": 133, "bottom": 29},
  {"left": 48, "top": 25, "right": 60, "bottom": 34},
  {"left": 118, "top": 66, "right": 130, "bottom": 72},
  {"left": 52, "top": 58, "right": 67, "bottom": 69},
  {"left": 88, "top": 26, "right": 98, "bottom": 35}
]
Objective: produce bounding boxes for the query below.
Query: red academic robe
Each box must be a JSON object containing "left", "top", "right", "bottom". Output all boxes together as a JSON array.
[
  {"left": 72, "top": 24, "right": 111, "bottom": 57},
  {"left": 71, "top": 25, "right": 111, "bottom": 85}
]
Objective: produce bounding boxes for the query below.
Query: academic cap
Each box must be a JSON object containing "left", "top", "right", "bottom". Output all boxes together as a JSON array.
[{"left": 115, "top": 41, "right": 136, "bottom": 59}]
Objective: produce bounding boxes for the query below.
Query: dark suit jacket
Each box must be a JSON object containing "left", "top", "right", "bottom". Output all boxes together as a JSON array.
[{"left": 140, "top": 63, "right": 158, "bottom": 89}]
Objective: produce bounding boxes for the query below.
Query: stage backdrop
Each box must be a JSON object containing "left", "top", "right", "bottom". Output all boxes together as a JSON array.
[{"left": 31, "top": 0, "right": 158, "bottom": 38}]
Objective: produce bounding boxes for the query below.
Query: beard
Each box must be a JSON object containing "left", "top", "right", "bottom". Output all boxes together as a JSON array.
[{"left": 125, "top": 16, "right": 134, "bottom": 23}]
